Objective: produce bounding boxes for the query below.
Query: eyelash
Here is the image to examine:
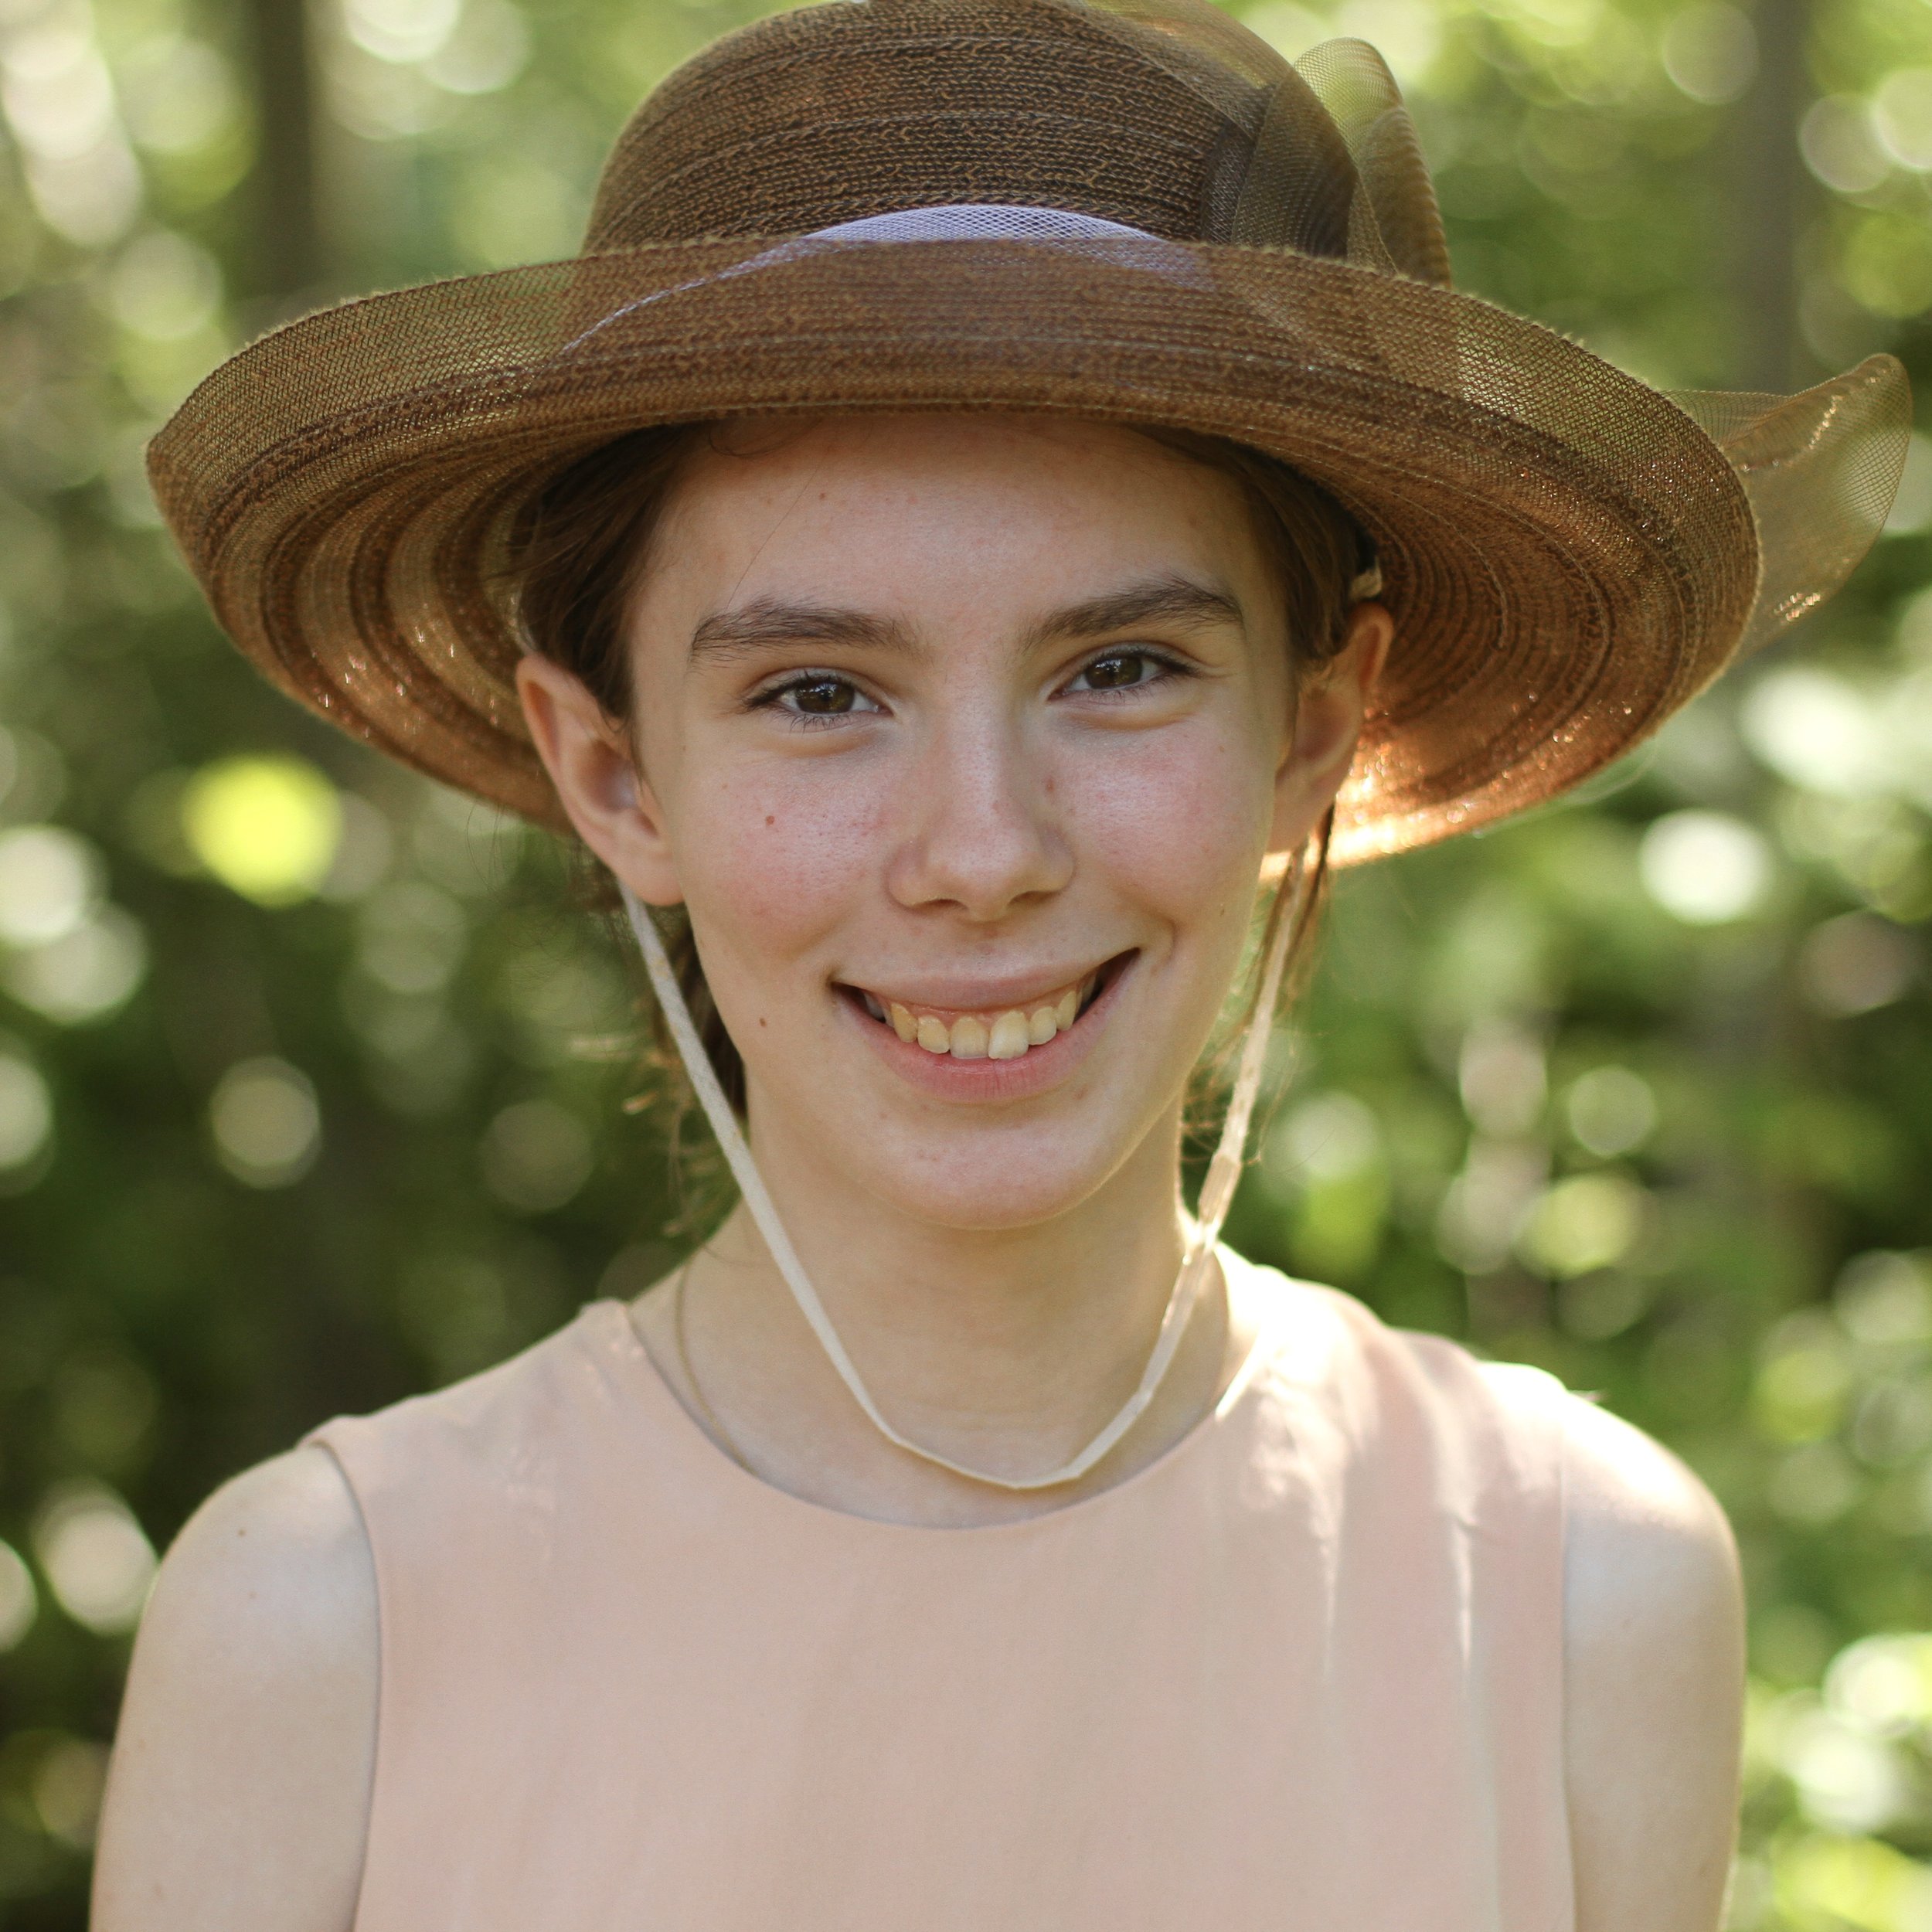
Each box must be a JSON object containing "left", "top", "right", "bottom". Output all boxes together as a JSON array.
[
  {"left": 747, "top": 646, "right": 1197, "bottom": 728},
  {"left": 748, "top": 672, "right": 883, "bottom": 729},
  {"left": 1063, "top": 646, "right": 1196, "bottom": 698}
]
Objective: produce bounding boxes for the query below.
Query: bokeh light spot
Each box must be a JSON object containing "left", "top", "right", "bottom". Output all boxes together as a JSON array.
[
  {"left": 424, "top": 0, "right": 529, "bottom": 93},
  {"left": 0, "top": 1049, "right": 53, "bottom": 1170},
  {"left": 1458, "top": 1021, "right": 1547, "bottom": 1137},
  {"left": 1263, "top": 1090, "right": 1383, "bottom": 1188},
  {"left": 182, "top": 755, "right": 342, "bottom": 906},
  {"left": 1741, "top": 668, "right": 1888, "bottom": 798},
  {"left": 1640, "top": 810, "right": 1773, "bottom": 923},
  {"left": 32, "top": 1736, "right": 108, "bottom": 1848},
  {"left": 209, "top": 1056, "right": 322, "bottom": 1186},
  {"left": 1841, "top": 213, "right": 1932, "bottom": 320},
  {"left": 1781, "top": 1704, "right": 1906, "bottom": 1832},
  {"left": 1800, "top": 97, "right": 1890, "bottom": 196},
  {"left": 0, "top": 824, "right": 100, "bottom": 945},
  {"left": 117, "top": 34, "right": 238, "bottom": 155},
  {"left": 0, "top": 1539, "right": 37, "bottom": 1651},
  {"left": 1757, "top": 1314, "right": 1854, "bottom": 1444},
  {"left": 1836, "top": 1252, "right": 1932, "bottom": 1345},
  {"left": 32, "top": 1482, "right": 157, "bottom": 1634},
  {"left": 1772, "top": 1831, "right": 1932, "bottom": 1927},
  {"left": 1874, "top": 68, "right": 1932, "bottom": 172},
  {"left": 1564, "top": 1065, "right": 1656, "bottom": 1157},
  {"left": 1519, "top": 1171, "right": 1645, "bottom": 1277},
  {"left": 108, "top": 230, "right": 222, "bottom": 341},
  {"left": 1828, "top": 1634, "right": 1932, "bottom": 1737},
  {"left": 344, "top": 0, "right": 461, "bottom": 64},
  {"left": 1884, "top": 434, "right": 1932, "bottom": 536},
  {"left": 1436, "top": 1139, "right": 1548, "bottom": 1276},
  {"left": 2, "top": 904, "right": 148, "bottom": 1025},
  {"left": 1661, "top": 2, "right": 1755, "bottom": 105},
  {"left": 1800, "top": 913, "right": 1917, "bottom": 1017},
  {"left": 481, "top": 1098, "right": 593, "bottom": 1213}
]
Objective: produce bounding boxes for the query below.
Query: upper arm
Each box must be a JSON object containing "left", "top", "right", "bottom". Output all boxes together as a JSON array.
[
  {"left": 92, "top": 1445, "right": 379, "bottom": 1932},
  {"left": 1560, "top": 1398, "right": 1745, "bottom": 1932}
]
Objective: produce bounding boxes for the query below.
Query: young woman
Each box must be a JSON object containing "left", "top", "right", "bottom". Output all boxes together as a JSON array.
[{"left": 96, "top": 0, "right": 1908, "bottom": 1926}]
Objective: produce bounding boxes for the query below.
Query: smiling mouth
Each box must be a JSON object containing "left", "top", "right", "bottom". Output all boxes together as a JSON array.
[{"left": 844, "top": 957, "right": 1124, "bottom": 1061}]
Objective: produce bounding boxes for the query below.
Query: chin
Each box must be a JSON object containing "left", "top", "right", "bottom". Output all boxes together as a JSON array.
[
  {"left": 870, "top": 1171, "right": 1113, "bottom": 1233},
  {"left": 847, "top": 1118, "right": 1141, "bottom": 1233}
]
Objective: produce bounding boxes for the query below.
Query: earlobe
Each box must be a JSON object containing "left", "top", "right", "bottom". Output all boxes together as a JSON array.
[{"left": 514, "top": 655, "right": 685, "bottom": 906}]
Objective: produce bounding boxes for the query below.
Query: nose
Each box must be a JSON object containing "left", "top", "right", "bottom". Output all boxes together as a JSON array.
[{"left": 885, "top": 705, "right": 1073, "bottom": 922}]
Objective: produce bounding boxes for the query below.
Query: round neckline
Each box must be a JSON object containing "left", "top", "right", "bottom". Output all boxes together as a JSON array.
[{"left": 587, "top": 1247, "right": 1304, "bottom": 1539}]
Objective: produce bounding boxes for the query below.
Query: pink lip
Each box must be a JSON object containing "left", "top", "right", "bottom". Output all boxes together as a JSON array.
[
  {"left": 842, "top": 954, "right": 1134, "bottom": 1102},
  {"left": 855, "top": 966, "right": 1098, "bottom": 1015}
]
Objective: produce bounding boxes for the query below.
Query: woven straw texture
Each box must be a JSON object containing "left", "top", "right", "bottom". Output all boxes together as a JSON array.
[{"left": 147, "top": 0, "right": 1911, "bottom": 865}]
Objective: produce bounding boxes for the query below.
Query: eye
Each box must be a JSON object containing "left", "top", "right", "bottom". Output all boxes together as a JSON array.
[
  {"left": 1064, "top": 648, "right": 1183, "bottom": 695},
  {"left": 757, "top": 673, "right": 883, "bottom": 721}
]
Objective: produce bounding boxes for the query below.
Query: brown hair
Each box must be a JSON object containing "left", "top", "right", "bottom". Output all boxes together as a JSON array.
[{"left": 509, "top": 418, "right": 1366, "bottom": 1121}]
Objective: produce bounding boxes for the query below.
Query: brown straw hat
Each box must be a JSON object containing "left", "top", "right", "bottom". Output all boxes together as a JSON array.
[{"left": 148, "top": 0, "right": 1912, "bottom": 866}]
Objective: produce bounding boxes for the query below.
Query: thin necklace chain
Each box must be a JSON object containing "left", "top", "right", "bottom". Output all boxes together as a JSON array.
[{"left": 671, "top": 1255, "right": 753, "bottom": 1471}]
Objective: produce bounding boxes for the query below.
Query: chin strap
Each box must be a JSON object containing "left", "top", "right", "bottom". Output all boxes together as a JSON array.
[{"left": 618, "top": 860, "right": 1305, "bottom": 1491}]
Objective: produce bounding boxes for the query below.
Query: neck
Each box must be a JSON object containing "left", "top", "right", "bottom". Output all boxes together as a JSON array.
[{"left": 652, "top": 1104, "right": 1240, "bottom": 1526}]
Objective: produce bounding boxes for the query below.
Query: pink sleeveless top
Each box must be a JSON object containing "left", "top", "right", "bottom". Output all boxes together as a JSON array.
[{"left": 310, "top": 1251, "right": 1577, "bottom": 1931}]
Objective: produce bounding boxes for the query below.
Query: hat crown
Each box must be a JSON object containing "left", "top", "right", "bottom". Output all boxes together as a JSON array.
[{"left": 583, "top": 0, "right": 1453, "bottom": 284}]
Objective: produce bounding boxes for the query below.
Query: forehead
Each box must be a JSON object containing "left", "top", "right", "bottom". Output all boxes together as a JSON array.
[{"left": 640, "top": 413, "right": 1271, "bottom": 619}]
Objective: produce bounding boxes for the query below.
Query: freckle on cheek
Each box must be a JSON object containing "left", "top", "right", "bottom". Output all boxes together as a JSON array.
[{"left": 765, "top": 815, "right": 775, "bottom": 827}]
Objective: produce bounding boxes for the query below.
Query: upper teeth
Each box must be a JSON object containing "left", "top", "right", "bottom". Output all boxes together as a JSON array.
[{"left": 879, "top": 976, "right": 1095, "bottom": 1060}]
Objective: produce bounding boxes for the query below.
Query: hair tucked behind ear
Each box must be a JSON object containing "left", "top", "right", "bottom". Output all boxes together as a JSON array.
[
  {"left": 505, "top": 423, "right": 752, "bottom": 1148},
  {"left": 505, "top": 420, "right": 1371, "bottom": 1147},
  {"left": 511, "top": 425, "right": 708, "bottom": 720}
]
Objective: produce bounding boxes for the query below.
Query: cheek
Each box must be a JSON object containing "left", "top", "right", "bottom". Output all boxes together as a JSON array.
[
  {"left": 1062, "top": 717, "right": 1276, "bottom": 921},
  {"left": 674, "top": 764, "right": 885, "bottom": 973}
]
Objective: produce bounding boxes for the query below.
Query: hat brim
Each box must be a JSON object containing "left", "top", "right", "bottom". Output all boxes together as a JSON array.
[{"left": 152, "top": 233, "right": 1790, "bottom": 863}]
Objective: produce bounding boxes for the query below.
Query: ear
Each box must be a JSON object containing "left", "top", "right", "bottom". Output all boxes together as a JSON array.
[
  {"left": 1267, "top": 601, "right": 1393, "bottom": 857},
  {"left": 515, "top": 655, "right": 685, "bottom": 906}
]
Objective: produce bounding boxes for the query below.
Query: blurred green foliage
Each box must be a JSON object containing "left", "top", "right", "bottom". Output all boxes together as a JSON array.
[{"left": 0, "top": 0, "right": 1928, "bottom": 1917}]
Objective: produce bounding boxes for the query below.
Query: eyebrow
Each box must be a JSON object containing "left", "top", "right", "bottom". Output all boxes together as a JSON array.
[
  {"left": 1023, "top": 572, "right": 1245, "bottom": 651},
  {"left": 689, "top": 600, "right": 918, "bottom": 662},
  {"left": 686, "top": 572, "right": 1243, "bottom": 664}
]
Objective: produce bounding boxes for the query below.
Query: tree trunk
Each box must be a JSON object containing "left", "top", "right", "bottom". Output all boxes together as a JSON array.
[
  {"left": 1733, "top": 0, "right": 1811, "bottom": 389},
  {"left": 240, "top": 0, "right": 325, "bottom": 313}
]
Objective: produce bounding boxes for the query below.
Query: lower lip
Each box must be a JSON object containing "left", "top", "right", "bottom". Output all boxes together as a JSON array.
[{"left": 842, "top": 958, "right": 1133, "bottom": 1102}]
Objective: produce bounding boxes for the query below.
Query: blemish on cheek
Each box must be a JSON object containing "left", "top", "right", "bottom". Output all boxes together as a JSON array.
[
  {"left": 759, "top": 1017, "right": 767, "bottom": 1027},
  {"left": 765, "top": 815, "right": 775, "bottom": 827}
]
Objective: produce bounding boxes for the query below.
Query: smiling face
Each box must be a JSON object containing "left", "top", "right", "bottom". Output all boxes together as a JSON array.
[{"left": 522, "top": 413, "right": 1383, "bottom": 1233}]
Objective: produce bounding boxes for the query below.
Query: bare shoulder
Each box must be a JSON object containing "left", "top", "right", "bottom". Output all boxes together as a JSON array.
[
  {"left": 93, "top": 1446, "right": 379, "bottom": 1932},
  {"left": 1560, "top": 1396, "right": 1740, "bottom": 1638},
  {"left": 1556, "top": 1397, "right": 1744, "bottom": 1932}
]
